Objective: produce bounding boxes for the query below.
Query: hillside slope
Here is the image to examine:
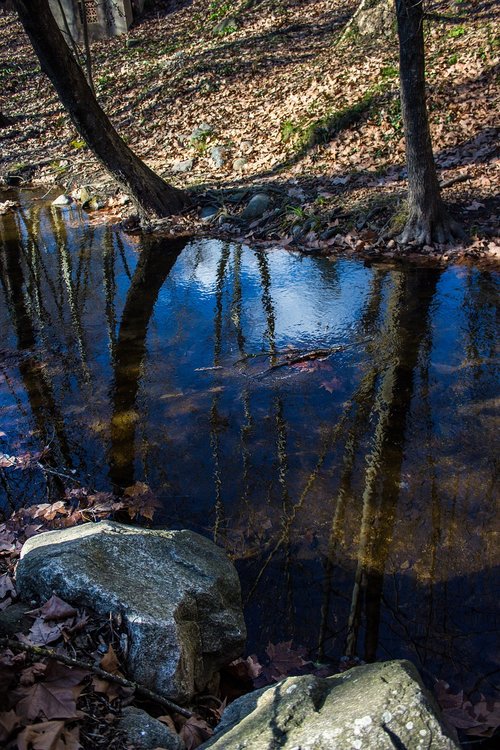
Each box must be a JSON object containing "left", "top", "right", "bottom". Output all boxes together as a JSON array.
[{"left": 0, "top": 0, "right": 498, "bottom": 261}]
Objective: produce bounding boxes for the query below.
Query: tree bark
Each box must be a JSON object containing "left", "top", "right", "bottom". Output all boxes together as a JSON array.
[
  {"left": 13, "top": 0, "right": 188, "bottom": 219},
  {"left": 395, "top": 0, "right": 462, "bottom": 244}
]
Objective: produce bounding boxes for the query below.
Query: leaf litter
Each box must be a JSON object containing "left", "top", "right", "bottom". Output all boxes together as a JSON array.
[{"left": 0, "top": 1, "right": 498, "bottom": 265}]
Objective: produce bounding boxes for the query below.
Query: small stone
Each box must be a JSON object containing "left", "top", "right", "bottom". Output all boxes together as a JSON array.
[
  {"left": 320, "top": 227, "right": 337, "bottom": 240},
  {"left": 189, "top": 123, "right": 213, "bottom": 142},
  {"left": 210, "top": 146, "right": 225, "bottom": 169},
  {"left": 241, "top": 140, "right": 253, "bottom": 152},
  {"left": 52, "top": 194, "right": 72, "bottom": 206},
  {"left": 200, "top": 205, "right": 219, "bottom": 222},
  {"left": 87, "top": 196, "right": 106, "bottom": 211},
  {"left": 212, "top": 17, "right": 238, "bottom": 35},
  {"left": 76, "top": 186, "right": 91, "bottom": 205},
  {"left": 118, "top": 707, "right": 185, "bottom": 750},
  {"left": 387, "top": 239, "right": 396, "bottom": 249},
  {"left": 232, "top": 157, "right": 247, "bottom": 171},
  {"left": 0, "top": 601, "right": 32, "bottom": 637},
  {"left": 172, "top": 158, "right": 194, "bottom": 173},
  {"left": 241, "top": 193, "right": 271, "bottom": 221}
]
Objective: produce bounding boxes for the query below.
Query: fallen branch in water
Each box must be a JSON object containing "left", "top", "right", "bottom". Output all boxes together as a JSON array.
[
  {"left": 239, "top": 338, "right": 371, "bottom": 366},
  {"left": 0, "top": 636, "right": 193, "bottom": 718},
  {"left": 247, "top": 338, "right": 372, "bottom": 375}
]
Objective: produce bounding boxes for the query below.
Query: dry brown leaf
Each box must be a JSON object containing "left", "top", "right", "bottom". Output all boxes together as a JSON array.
[
  {"left": 0, "top": 709, "right": 21, "bottom": 743},
  {"left": 28, "top": 595, "right": 77, "bottom": 622},
  {"left": 27, "top": 618, "right": 65, "bottom": 646},
  {"left": 179, "top": 715, "right": 213, "bottom": 750},
  {"left": 157, "top": 714, "right": 177, "bottom": 733},
  {"left": 17, "top": 720, "right": 81, "bottom": 750},
  {"left": 13, "top": 661, "right": 88, "bottom": 721},
  {"left": 99, "top": 644, "right": 120, "bottom": 674}
]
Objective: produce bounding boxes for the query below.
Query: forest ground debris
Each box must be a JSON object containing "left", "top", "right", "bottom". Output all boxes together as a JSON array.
[{"left": 0, "top": 0, "right": 498, "bottom": 266}]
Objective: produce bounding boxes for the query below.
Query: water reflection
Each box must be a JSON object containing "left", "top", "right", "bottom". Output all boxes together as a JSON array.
[{"left": 0, "top": 195, "right": 498, "bottom": 696}]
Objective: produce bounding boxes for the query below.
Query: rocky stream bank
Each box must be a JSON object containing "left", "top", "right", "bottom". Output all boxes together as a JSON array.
[{"left": 1, "top": 520, "right": 462, "bottom": 749}]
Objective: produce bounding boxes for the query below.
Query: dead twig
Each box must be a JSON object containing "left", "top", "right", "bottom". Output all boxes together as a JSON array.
[
  {"left": 439, "top": 173, "right": 471, "bottom": 190},
  {"left": 0, "top": 636, "right": 193, "bottom": 718}
]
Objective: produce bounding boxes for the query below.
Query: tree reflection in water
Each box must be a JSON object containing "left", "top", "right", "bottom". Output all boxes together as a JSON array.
[{"left": 0, "top": 197, "right": 498, "bottom": 696}]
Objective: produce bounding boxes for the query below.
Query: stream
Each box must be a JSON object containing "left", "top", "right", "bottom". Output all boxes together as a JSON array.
[{"left": 0, "top": 193, "right": 498, "bottom": 697}]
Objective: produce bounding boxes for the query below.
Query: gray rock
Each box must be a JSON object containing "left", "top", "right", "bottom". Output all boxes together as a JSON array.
[
  {"left": 232, "top": 158, "right": 247, "bottom": 171},
  {"left": 16, "top": 521, "right": 246, "bottom": 703},
  {"left": 0, "top": 601, "right": 32, "bottom": 637},
  {"left": 200, "top": 205, "right": 219, "bottom": 222},
  {"left": 52, "top": 194, "right": 72, "bottom": 206},
  {"left": 189, "top": 123, "right": 213, "bottom": 143},
  {"left": 210, "top": 146, "right": 225, "bottom": 169},
  {"left": 320, "top": 227, "right": 338, "bottom": 240},
  {"left": 118, "top": 707, "right": 185, "bottom": 750},
  {"left": 241, "top": 193, "right": 271, "bottom": 221},
  {"left": 202, "top": 660, "right": 459, "bottom": 750},
  {"left": 212, "top": 17, "right": 238, "bottom": 35},
  {"left": 172, "top": 158, "right": 194, "bottom": 173}
]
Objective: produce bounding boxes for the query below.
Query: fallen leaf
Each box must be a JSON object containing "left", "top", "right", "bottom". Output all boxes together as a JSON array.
[
  {"left": 13, "top": 660, "right": 88, "bottom": 721},
  {"left": 264, "top": 640, "right": 311, "bottom": 681},
  {"left": 100, "top": 644, "right": 120, "bottom": 674},
  {"left": 179, "top": 715, "right": 213, "bottom": 750},
  {"left": 17, "top": 720, "right": 81, "bottom": 750},
  {"left": 27, "top": 595, "right": 77, "bottom": 622},
  {"left": 157, "top": 714, "right": 177, "bottom": 733},
  {"left": 0, "top": 709, "right": 21, "bottom": 743},
  {"left": 0, "top": 573, "right": 15, "bottom": 598},
  {"left": 27, "top": 618, "right": 65, "bottom": 646},
  {"left": 123, "top": 482, "right": 161, "bottom": 520},
  {"left": 319, "top": 376, "right": 342, "bottom": 393}
]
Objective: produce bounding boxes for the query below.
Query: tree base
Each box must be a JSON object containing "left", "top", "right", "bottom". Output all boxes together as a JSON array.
[{"left": 398, "top": 208, "right": 464, "bottom": 246}]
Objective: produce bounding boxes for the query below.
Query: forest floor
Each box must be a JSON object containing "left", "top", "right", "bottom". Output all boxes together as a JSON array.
[{"left": 0, "top": 0, "right": 499, "bottom": 266}]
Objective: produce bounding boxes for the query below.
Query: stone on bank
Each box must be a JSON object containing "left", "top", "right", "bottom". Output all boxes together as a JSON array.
[
  {"left": 16, "top": 521, "right": 246, "bottom": 703},
  {"left": 201, "top": 660, "right": 459, "bottom": 750}
]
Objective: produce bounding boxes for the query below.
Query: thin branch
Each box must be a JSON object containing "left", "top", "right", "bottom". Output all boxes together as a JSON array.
[
  {"left": 439, "top": 173, "right": 471, "bottom": 190},
  {"left": 0, "top": 636, "right": 193, "bottom": 718}
]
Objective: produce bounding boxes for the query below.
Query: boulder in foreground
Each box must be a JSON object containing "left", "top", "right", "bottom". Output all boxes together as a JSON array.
[
  {"left": 16, "top": 521, "right": 246, "bottom": 702},
  {"left": 202, "top": 660, "right": 459, "bottom": 750}
]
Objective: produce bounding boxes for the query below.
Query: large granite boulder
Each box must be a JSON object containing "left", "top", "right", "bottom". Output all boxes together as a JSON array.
[
  {"left": 202, "top": 660, "right": 459, "bottom": 750},
  {"left": 16, "top": 521, "right": 246, "bottom": 703}
]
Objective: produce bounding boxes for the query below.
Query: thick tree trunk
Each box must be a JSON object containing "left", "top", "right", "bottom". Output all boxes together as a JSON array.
[
  {"left": 395, "top": 0, "right": 462, "bottom": 244},
  {"left": 13, "top": 0, "right": 188, "bottom": 219}
]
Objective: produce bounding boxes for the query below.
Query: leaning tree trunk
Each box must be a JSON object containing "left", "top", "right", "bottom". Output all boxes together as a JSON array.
[
  {"left": 395, "top": 0, "right": 462, "bottom": 244},
  {"left": 13, "top": 0, "right": 188, "bottom": 219}
]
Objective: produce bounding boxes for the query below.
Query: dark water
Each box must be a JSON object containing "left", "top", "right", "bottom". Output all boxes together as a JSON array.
[{"left": 0, "top": 194, "right": 498, "bottom": 697}]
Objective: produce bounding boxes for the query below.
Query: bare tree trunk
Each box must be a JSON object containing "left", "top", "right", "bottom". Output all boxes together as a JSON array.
[
  {"left": 395, "top": 0, "right": 462, "bottom": 244},
  {"left": 13, "top": 0, "right": 188, "bottom": 219},
  {"left": 78, "top": 0, "right": 95, "bottom": 94}
]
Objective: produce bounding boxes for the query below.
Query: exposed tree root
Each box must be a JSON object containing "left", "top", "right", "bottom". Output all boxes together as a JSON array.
[{"left": 398, "top": 208, "right": 465, "bottom": 246}]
